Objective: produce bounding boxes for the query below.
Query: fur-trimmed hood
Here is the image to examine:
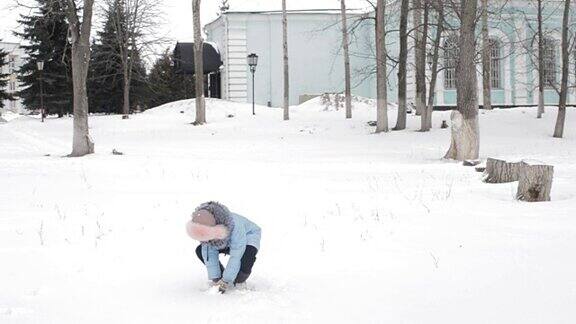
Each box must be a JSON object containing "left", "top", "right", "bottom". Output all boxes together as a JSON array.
[
  {"left": 186, "top": 222, "right": 229, "bottom": 242},
  {"left": 193, "top": 201, "right": 234, "bottom": 249}
]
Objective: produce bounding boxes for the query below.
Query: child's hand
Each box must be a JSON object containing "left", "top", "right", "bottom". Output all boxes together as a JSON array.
[{"left": 217, "top": 280, "right": 228, "bottom": 294}]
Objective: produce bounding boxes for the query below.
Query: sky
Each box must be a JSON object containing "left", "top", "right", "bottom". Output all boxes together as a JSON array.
[{"left": 0, "top": 0, "right": 371, "bottom": 45}]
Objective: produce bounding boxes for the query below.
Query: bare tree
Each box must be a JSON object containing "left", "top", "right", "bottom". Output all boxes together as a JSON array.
[
  {"left": 282, "top": 0, "right": 290, "bottom": 121},
  {"left": 394, "top": 0, "right": 409, "bottom": 130},
  {"left": 553, "top": 0, "right": 571, "bottom": 138},
  {"left": 375, "top": 0, "right": 388, "bottom": 133},
  {"left": 65, "top": 0, "right": 95, "bottom": 157},
  {"left": 413, "top": 0, "right": 426, "bottom": 117},
  {"left": 340, "top": 0, "right": 353, "bottom": 119},
  {"left": 103, "top": 0, "right": 163, "bottom": 119},
  {"left": 481, "top": 0, "right": 492, "bottom": 110},
  {"left": 444, "top": 0, "right": 480, "bottom": 160},
  {"left": 192, "top": 0, "right": 206, "bottom": 124},
  {"left": 537, "top": 0, "right": 545, "bottom": 118},
  {"left": 418, "top": 0, "right": 430, "bottom": 131},
  {"left": 424, "top": 0, "right": 444, "bottom": 131}
]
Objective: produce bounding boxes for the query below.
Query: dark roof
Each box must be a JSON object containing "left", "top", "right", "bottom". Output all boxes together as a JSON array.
[{"left": 173, "top": 42, "right": 222, "bottom": 75}]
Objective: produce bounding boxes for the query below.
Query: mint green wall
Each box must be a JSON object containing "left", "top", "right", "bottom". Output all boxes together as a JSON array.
[
  {"left": 444, "top": 90, "right": 457, "bottom": 105},
  {"left": 545, "top": 90, "right": 560, "bottom": 103},
  {"left": 492, "top": 90, "right": 505, "bottom": 105}
]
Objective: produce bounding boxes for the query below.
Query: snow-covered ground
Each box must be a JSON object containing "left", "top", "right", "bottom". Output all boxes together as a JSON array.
[
  {"left": 0, "top": 110, "right": 23, "bottom": 123},
  {"left": 1, "top": 98, "right": 575, "bottom": 323}
]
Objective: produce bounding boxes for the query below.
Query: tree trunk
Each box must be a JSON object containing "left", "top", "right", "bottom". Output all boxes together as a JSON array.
[
  {"left": 394, "top": 0, "right": 409, "bottom": 130},
  {"left": 418, "top": 0, "right": 430, "bottom": 131},
  {"left": 413, "top": 0, "right": 425, "bottom": 117},
  {"left": 340, "top": 0, "right": 352, "bottom": 119},
  {"left": 553, "top": 0, "right": 570, "bottom": 138},
  {"left": 70, "top": 44, "right": 95, "bottom": 156},
  {"left": 424, "top": 0, "right": 443, "bottom": 131},
  {"left": 481, "top": 0, "right": 492, "bottom": 110},
  {"left": 516, "top": 161, "right": 554, "bottom": 202},
  {"left": 282, "top": 0, "right": 290, "bottom": 121},
  {"left": 122, "top": 54, "right": 130, "bottom": 119},
  {"left": 375, "top": 0, "right": 388, "bottom": 133},
  {"left": 67, "top": 0, "right": 95, "bottom": 157},
  {"left": 193, "top": 0, "right": 206, "bottom": 125},
  {"left": 554, "top": 104, "right": 567, "bottom": 138},
  {"left": 537, "top": 0, "right": 545, "bottom": 118},
  {"left": 444, "top": 0, "right": 479, "bottom": 161},
  {"left": 444, "top": 110, "right": 479, "bottom": 160},
  {"left": 482, "top": 158, "right": 520, "bottom": 183}
]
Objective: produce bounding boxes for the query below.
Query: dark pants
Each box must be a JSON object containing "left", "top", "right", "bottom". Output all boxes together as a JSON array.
[{"left": 195, "top": 244, "right": 258, "bottom": 284}]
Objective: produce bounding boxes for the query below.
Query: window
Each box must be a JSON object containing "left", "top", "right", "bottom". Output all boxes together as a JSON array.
[
  {"left": 444, "top": 36, "right": 459, "bottom": 90},
  {"left": 8, "top": 55, "right": 16, "bottom": 73},
  {"left": 543, "top": 38, "right": 557, "bottom": 88},
  {"left": 490, "top": 39, "right": 502, "bottom": 89}
]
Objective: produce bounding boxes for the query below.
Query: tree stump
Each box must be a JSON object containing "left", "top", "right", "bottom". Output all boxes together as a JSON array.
[
  {"left": 516, "top": 161, "right": 554, "bottom": 202},
  {"left": 482, "top": 158, "right": 521, "bottom": 183}
]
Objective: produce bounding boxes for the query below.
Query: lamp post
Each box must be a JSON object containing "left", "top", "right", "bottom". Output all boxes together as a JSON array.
[
  {"left": 247, "top": 53, "right": 258, "bottom": 115},
  {"left": 426, "top": 51, "right": 433, "bottom": 70},
  {"left": 37, "top": 60, "right": 45, "bottom": 122}
]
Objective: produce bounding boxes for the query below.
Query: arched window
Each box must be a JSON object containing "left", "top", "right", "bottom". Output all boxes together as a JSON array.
[
  {"left": 490, "top": 38, "right": 502, "bottom": 89},
  {"left": 444, "top": 36, "right": 459, "bottom": 90},
  {"left": 543, "top": 38, "right": 557, "bottom": 88}
]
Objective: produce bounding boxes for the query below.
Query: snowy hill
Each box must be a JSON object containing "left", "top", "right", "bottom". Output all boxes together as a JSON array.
[{"left": 0, "top": 99, "right": 575, "bottom": 323}]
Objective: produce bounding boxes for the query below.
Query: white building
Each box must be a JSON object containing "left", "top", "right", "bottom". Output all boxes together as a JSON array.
[
  {"left": 0, "top": 42, "right": 25, "bottom": 114},
  {"left": 205, "top": 3, "right": 576, "bottom": 108},
  {"left": 205, "top": 9, "right": 374, "bottom": 107}
]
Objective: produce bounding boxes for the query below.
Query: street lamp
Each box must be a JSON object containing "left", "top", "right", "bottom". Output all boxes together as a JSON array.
[
  {"left": 247, "top": 53, "right": 258, "bottom": 115},
  {"left": 426, "top": 51, "right": 434, "bottom": 70},
  {"left": 37, "top": 60, "right": 45, "bottom": 122}
]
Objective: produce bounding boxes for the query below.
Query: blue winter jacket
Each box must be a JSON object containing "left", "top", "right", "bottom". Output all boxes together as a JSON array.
[{"left": 201, "top": 212, "right": 261, "bottom": 284}]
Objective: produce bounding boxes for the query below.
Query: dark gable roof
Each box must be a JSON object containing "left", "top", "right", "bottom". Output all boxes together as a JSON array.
[{"left": 173, "top": 42, "right": 223, "bottom": 75}]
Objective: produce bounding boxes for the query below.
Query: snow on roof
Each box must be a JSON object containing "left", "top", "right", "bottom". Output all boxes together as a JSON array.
[{"left": 205, "top": 41, "right": 220, "bottom": 54}]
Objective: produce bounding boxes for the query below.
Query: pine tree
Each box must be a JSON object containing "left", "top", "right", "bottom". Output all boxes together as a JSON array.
[
  {"left": 146, "top": 50, "right": 195, "bottom": 109},
  {"left": 0, "top": 43, "right": 13, "bottom": 109},
  {"left": 15, "top": 0, "right": 72, "bottom": 117},
  {"left": 89, "top": 9, "right": 124, "bottom": 114},
  {"left": 89, "top": 0, "right": 147, "bottom": 114}
]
